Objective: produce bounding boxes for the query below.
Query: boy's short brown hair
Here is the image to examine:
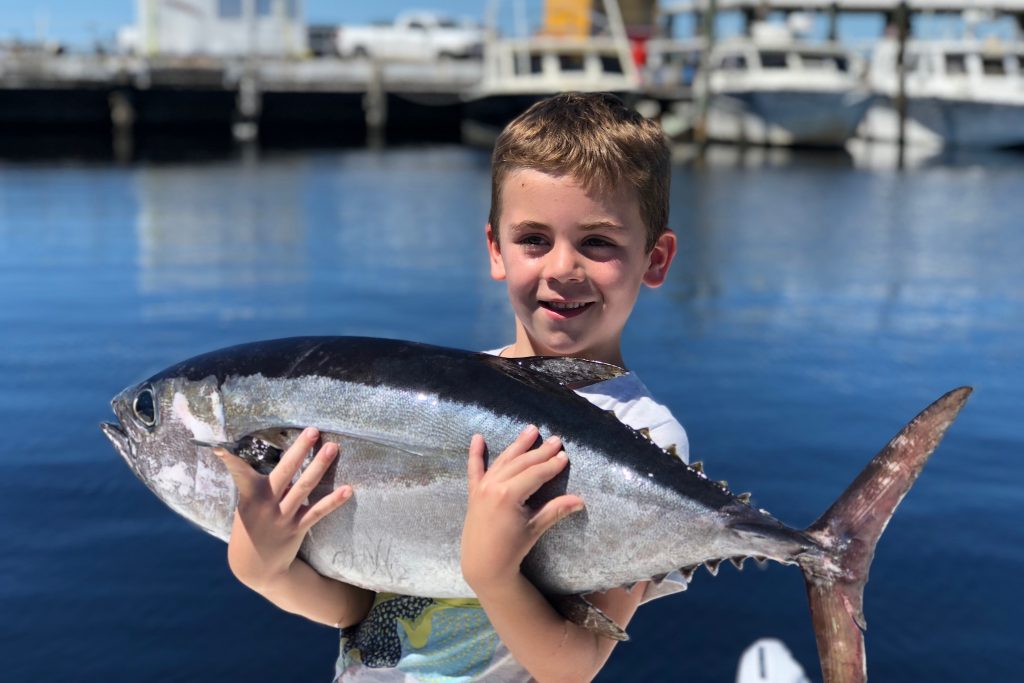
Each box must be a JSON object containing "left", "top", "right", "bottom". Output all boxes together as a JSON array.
[{"left": 489, "top": 92, "right": 670, "bottom": 252}]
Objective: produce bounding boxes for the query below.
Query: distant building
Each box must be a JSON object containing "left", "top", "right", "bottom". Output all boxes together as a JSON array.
[{"left": 118, "top": 0, "right": 309, "bottom": 58}]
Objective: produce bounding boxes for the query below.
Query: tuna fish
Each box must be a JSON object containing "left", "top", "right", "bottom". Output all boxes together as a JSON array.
[{"left": 100, "top": 336, "right": 970, "bottom": 683}]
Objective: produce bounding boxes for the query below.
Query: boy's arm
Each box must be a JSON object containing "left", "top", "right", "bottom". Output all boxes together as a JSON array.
[
  {"left": 215, "top": 428, "right": 374, "bottom": 628},
  {"left": 462, "top": 427, "right": 645, "bottom": 683}
]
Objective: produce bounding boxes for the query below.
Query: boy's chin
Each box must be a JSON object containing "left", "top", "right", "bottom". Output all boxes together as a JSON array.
[{"left": 529, "top": 333, "right": 602, "bottom": 359}]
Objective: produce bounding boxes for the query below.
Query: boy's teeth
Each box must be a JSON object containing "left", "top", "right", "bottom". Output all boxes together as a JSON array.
[{"left": 548, "top": 301, "right": 587, "bottom": 310}]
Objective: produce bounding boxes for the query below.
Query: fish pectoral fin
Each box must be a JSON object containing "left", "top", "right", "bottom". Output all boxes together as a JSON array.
[
  {"left": 547, "top": 594, "right": 629, "bottom": 642},
  {"left": 490, "top": 355, "right": 628, "bottom": 390}
]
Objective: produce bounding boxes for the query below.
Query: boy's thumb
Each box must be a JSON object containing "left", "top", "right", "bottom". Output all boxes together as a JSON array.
[
  {"left": 528, "top": 495, "right": 585, "bottom": 541},
  {"left": 213, "top": 447, "right": 257, "bottom": 495}
]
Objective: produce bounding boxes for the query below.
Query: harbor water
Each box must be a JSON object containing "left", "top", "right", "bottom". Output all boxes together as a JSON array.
[{"left": 0, "top": 143, "right": 1020, "bottom": 682}]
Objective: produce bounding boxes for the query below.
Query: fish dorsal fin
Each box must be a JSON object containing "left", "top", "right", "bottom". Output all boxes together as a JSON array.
[{"left": 491, "top": 355, "right": 628, "bottom": 390}]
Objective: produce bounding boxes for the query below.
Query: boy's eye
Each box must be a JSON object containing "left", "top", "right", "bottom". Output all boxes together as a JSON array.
[
  {"left": 518, "top": 235, "right": 548, "bottom": 246},
  {"left": 583, "top": 236, "right": 615, "bottom": 248}
]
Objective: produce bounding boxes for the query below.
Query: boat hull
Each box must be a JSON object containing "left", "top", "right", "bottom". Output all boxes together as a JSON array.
[
  {"left": 858, "top": 97, "right": 1024, "bottom": 148},
  {"left": 707, "top": 89, "right": 873, "bottom": 147}
]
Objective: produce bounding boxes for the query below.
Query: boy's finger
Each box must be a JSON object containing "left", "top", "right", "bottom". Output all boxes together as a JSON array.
[
  {"left": 466, "top": 434, "right": 486, "bottom": 489},
  {"left": 526, "top": 494, "right": 585, "bottom": 541},
  {"left": 214, "top": 448, "right": 260, "bottom": 497},
  {"left": 491, "top": 425, "right": 540, "bottom": 470},
  {"left": 509, "top": 449, "right": 572, "bottom": 500},
  {"left": 502, "top": 435, "right": 562, "bottom": 479},
  {"left": 280, "top": 440, "right": 339, "bottom": 517},
  {"left": 268, "top": 427, "right": 320, "bottom": 497},
  {"left": 298, "top": 484, "right": 353, "bottom": 533}
]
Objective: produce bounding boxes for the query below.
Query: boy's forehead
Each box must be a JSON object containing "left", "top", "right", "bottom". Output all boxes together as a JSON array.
[{"left": 499, "top": 169, "right": 641, "bottom": 221}]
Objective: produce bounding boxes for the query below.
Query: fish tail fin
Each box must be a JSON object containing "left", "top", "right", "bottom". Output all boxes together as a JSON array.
[{"left": 798, "top": 387, "right": 972, "bottom": 683}]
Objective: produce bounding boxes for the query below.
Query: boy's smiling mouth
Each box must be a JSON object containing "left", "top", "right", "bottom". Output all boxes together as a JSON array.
[{"left": 539, "top": 300, "right": 594, "bottom": 318}]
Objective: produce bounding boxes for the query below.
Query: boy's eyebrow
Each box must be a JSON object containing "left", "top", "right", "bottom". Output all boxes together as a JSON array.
[
  {"left": 508, "top": 220, "right": 547, "bottom": 233},
  {"left": 508, "top": 220, "right": 626, "bottom": 232},
  {"left": 580, "top": 220, "right": 626, "bottom": 232}
]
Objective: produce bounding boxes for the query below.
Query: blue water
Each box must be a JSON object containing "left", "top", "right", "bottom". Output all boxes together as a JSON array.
[{"left": 1, "top": 145, "right": 1020, "bottom": 682}]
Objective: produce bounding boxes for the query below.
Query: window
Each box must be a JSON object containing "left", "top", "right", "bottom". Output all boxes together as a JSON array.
[
  {"left": 982, "top": 56, "right": 1006, "bottom": 75},
  {"left": 256, "top": 0, "right": 273, "bottom": 17},
  {"left": 945, "top": 53, "right": 967, "bottom": 75},
  {"left": 760, "top": 51, "right": 788, "bottom": 69},
  {"left": 716, "top": 54, "right": 747, "bottom": 71},
  {"left": 287, "top": 0, "right": 298, "bottom": 18},
  {"left": 558, "top": 54, "right": 585, "bottom": 72},
  {"left": 600, "top": 55, "right": 623, "bottom": 73},
  {"left": 514, "top": 54, "right": 544, "bottom": 76},
  {"left": 218, "top": 0, "right": 242, "bottom": 18}
]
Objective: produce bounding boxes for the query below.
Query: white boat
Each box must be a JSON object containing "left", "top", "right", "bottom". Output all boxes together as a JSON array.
[
  {"left": 857, "top": 35, "right": 1024, "bottom": 148},
  {"left": 461, "top": 0, "right": 641, "bottom": 142},
  {"left": 697, "top": 22, "right": 873, "bottom": 147}
]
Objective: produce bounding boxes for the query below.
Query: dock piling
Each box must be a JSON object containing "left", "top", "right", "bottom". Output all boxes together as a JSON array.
[{"left": 364, "top": 60, "right": 388, "bottom": 146}]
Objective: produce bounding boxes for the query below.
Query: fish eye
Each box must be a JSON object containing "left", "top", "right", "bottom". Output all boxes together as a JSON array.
[{"left": 133, "top": 386, "right": 157, "bottom": 428}]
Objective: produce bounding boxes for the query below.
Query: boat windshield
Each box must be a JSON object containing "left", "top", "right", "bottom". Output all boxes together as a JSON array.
[
  {"left": 715, "top": 53, "right": 748, "bottom": 70},
  {"left": 799, "top": 52, "right": 849, "bottom": 72},
  {"left": 981, "top": 55, "right": 1007, "bottom": 75},
  {"left": 760, "top": 51, "right": 788, "bottom": 68}
]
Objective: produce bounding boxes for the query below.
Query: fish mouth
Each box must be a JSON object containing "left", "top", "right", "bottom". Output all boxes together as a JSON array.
[{"left": 101, "top": 421, "right": 134, "bottom": 468}]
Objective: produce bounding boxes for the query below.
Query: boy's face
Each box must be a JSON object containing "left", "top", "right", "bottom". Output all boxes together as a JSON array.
[{"left": 487, "top": 169, "right": 675, "bottom": 365}]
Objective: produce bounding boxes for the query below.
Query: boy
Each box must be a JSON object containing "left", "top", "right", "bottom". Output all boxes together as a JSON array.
[{"left": 216, "top": 92, "right": 689, "bottom": 682}]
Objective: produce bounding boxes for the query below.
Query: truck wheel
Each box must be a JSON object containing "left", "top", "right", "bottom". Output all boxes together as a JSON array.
[{"left": 353, "top": 46, "right": 369, "bottom": 60}]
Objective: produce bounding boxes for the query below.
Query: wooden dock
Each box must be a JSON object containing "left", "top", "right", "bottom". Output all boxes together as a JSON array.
[{"left": 0, "top": 52, "right": 484, "bottom": 146}]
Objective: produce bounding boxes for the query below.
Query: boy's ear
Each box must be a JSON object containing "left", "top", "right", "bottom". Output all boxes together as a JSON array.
[
  {"left": 642, "top": 230, "right": 677, "bottom": 288},
  {"left": 486, "top": 223, "right": 507, "bottom": 281}
]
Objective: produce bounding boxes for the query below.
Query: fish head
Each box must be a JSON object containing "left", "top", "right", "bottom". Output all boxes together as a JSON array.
[{"left": 101, "top": 374, "right": 237, "bottom": 541}]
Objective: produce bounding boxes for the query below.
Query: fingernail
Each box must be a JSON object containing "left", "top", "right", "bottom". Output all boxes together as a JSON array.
[
  {"left": 304, "top": 427, "right": 318, "bottom": 439},
  {"left": 546, "top": 435, "right": 561, "bottom": 445},
  {"left": 339, "top": 486, "right": 353, "bottom": 498}
]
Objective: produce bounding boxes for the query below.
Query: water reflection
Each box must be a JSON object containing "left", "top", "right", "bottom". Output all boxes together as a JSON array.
[
  {"left": 134, "top": 155, "right": 308, "bottom": 321},
  {"left": 666, "top": 155, "right": 1023, "bottom": 348},
  {"left": 847, "top": 139, "right": 1024, "bottom": 170},
  {"left": 128, "top": 146, "right": 498, "bottom": 335}
]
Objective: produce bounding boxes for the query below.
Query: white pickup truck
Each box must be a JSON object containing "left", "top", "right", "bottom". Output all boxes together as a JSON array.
[{"left": 336, "top": 11, "right": 484, "bottom": 62}]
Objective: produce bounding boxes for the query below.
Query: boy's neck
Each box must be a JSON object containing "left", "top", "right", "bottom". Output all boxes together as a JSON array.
[{"left": 501, "top": 332, "right": 626, "bottom": 368}]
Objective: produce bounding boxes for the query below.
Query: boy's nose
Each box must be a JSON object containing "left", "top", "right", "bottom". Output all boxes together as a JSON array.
[{"left": 545, "top": 244, "right": 585, "bottom": 282}]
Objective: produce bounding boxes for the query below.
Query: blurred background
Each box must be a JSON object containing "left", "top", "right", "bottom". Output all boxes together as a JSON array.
[{"left": 1, "top": 1, "right": 1022, "bottom": 682}]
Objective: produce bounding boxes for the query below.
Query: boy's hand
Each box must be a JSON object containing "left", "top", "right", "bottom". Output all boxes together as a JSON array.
[
  {"left": 461, "top": 425, "right": 584, "bottom": 593},
  {"left": 215, "top": 427, "right": 353, "bottom": 591}
]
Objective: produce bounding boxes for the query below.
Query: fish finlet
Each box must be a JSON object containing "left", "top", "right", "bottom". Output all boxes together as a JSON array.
[{"left": 704, "top": 559, "right": 721, "bottom": 576}]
